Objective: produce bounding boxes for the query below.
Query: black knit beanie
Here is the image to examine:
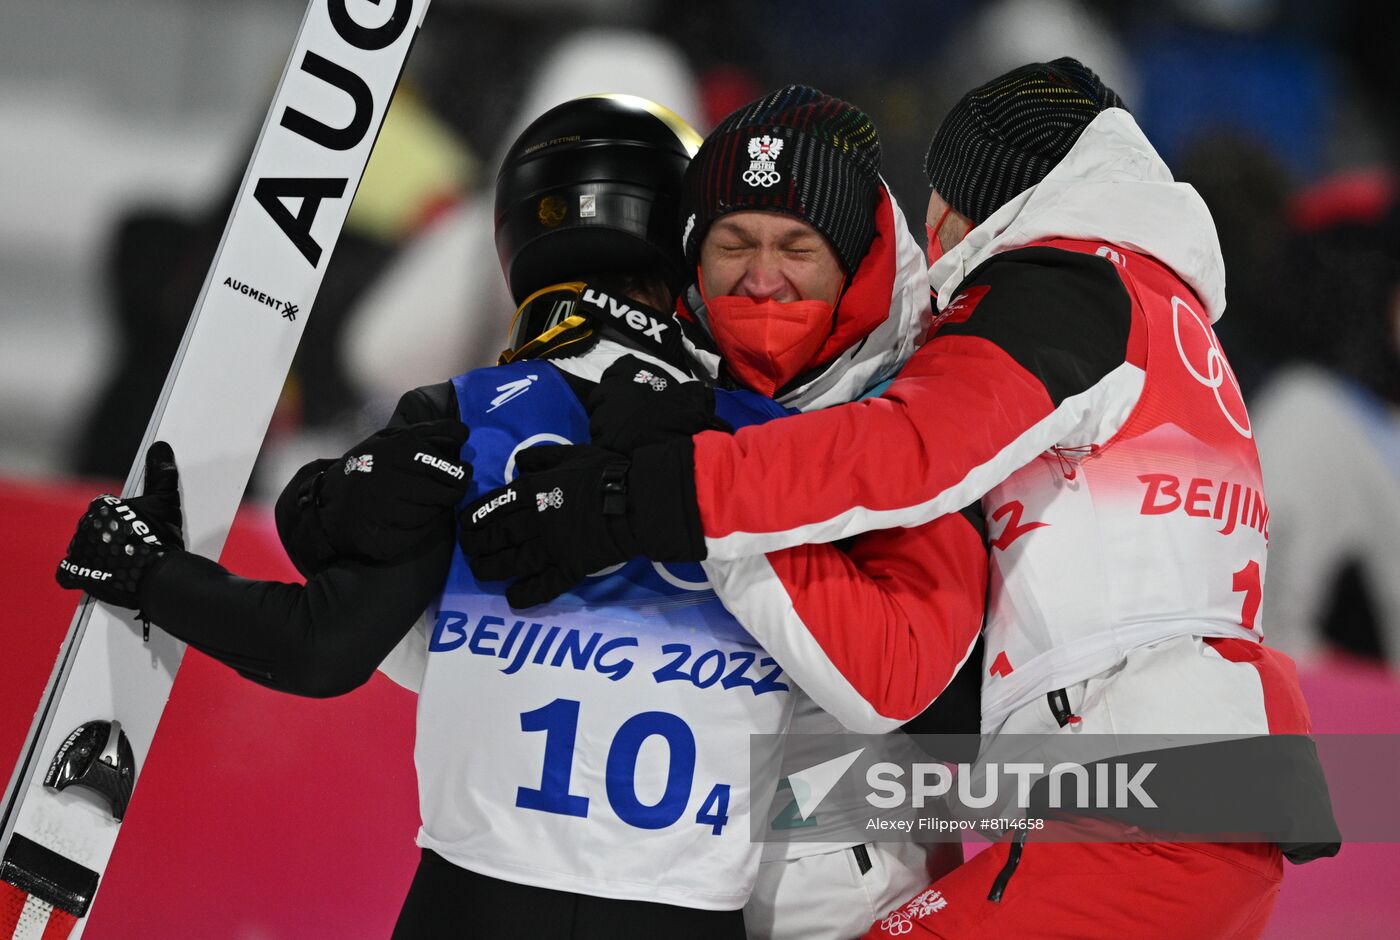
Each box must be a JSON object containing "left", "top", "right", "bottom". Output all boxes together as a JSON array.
[
  {"left": 925, "top": 57, "right": 1126, "bottom": 223},
  {"left": 680, "top": 85, "right": 881, "bottom": 274}
]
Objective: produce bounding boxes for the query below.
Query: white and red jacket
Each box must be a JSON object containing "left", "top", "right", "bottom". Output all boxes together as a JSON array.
[
  {"left": 693, "top": 184, "right": 989, "bottom": 862},
  {"left": 692, "top": 109, "right": 1318, "bottom": 754},
  {"left": 693, "top": 180, "right": 988, "bottom": 738}
]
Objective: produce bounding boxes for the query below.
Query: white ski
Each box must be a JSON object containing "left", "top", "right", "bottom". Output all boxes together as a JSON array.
[{"left": 0, "top": 1, "right": 431, "bottom": 935}]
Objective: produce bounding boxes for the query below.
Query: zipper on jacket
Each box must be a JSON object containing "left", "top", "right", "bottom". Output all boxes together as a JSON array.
[
  {"left": 1047, "top": 688, "right": 1082, "bottom": 727},
  {"left": 987, "top": 828, "right": 1028, "bottom": 903}
]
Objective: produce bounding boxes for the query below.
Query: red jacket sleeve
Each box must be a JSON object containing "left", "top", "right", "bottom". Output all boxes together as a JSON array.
[
  {"left": 695, "top": 247, "right": 1140, "bottom": 560},
  {"left": 704, "top": 507, "right": 987, "bottom": 732}
]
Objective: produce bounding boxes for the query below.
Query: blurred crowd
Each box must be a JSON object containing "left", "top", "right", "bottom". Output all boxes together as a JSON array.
[{"left": 3, "top": 0, "right": 1399, "bottom": 671}]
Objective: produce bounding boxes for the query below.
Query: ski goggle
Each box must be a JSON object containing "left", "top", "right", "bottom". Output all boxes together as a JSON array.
[{"left": 499, "top": 281, "right": 594, "bottom": 364}]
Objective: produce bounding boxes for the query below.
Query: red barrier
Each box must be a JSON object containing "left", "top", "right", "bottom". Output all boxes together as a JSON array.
[{"left": 0, "top": 478, "right": 419, "bottom": 938}]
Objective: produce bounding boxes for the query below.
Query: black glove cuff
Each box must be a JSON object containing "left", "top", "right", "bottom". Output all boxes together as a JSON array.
[
  {"left": 274, "top": 458, "right": 339, "bottom": 576},
  {"left": 135, "top": 547, "right": 182, "bottom": 612},
  {"left": 626, "top": 438, "right": 706, "bottom": 562}
]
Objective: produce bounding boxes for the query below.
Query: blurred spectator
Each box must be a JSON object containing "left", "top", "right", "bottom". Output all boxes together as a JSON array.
[
  {"left": 1252, "top": 197, "right": 1400, "bottom": 670},
  {"left": 70, "top": 188, "right": 232, "bottom": 480}
]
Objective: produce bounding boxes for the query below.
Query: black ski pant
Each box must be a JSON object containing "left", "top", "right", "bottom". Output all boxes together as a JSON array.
[{"left": 392, "top": 848, "right": 747, "bottom": 939}]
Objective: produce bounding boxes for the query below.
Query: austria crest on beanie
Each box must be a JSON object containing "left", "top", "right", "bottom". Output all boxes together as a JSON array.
[
  {"left": 925, "top": 57, "right": 1126, "bottom": 223},
  {"left": 680, "top": 85, "right": 881, "bottom": 274}
]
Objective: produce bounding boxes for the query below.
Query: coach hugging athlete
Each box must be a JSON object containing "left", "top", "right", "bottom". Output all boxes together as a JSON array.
[
  {"left": 462, "top": 59, "right": 1341, "bottom": 940},
  {"left": 56, "top": 85, "right": 985, "bottom": 938}
]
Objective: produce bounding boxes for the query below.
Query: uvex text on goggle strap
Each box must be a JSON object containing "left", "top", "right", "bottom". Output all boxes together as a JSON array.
[{"left": 499, "top": 281, "right": 685, "bottom": 365}]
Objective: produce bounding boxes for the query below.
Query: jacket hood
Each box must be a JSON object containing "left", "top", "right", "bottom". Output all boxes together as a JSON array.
[
  {"left": 684, "top": 180, "right": 930, "bottom": 412},
  {"left": 928, "top": 108, "right": 1228, "bottom": 322}
]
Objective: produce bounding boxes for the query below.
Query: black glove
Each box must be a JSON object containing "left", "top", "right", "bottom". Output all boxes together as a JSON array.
[
  {"left": 458, "top": 439, "right": 706, "bottom": 608},
  {"left": 56, "top": 441, "right": 185, "bottom": 609},
  {"left": 587, "top": 355, "right": 731, "bottom": 452},
  {"left": 315, "top": 418, "right": 471, "bottom": 562}
]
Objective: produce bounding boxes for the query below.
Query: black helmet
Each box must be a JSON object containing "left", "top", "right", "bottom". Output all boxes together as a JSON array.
[{"left": 495, "top": 94, "right": 702, "bottom": 304}]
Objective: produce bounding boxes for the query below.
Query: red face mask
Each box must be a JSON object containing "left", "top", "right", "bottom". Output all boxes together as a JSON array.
[
  {"left": 702, "top": 277, "right": 837, "bottom": 398},
  {"left": 925, "top": 205, "right": 955, "bottom": 267}
]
